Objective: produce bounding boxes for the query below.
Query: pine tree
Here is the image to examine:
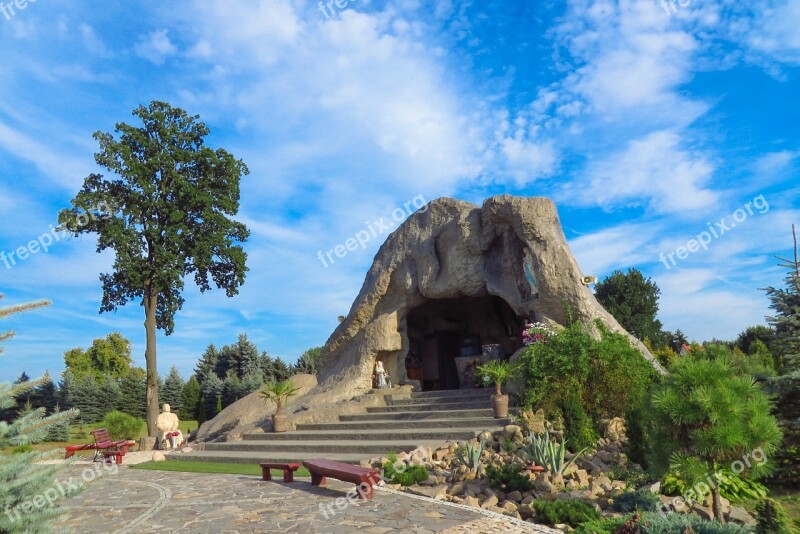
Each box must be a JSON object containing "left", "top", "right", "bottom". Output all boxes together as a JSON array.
[
  {"left": 270, "top": 357, "right": 291, "bottom": 382},
  {"left": 179, "top": 377, "right": 201, "bottom": 421},
  {"left": 1, "top": 295, "right": 80, "bottom": 533},
  {"left": 118, "top": 368, "right": 147, "bottom": 419},
  {"left": 293, "top": 347, "right": 322, "bottom": 375},
  {"left": 161, "top": 366, "right": 184, "bottom": 415},
  {"left": 765, "top": 224, "right": 800, "bottom": 373}
]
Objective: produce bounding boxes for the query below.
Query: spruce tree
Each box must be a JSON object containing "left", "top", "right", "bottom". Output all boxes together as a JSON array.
[
  {"left": 1, "top": 295, "right": 80, "bottom": 533},
  {"left": 293, "top": 347, "right": 322, "bottom": 375},
  {"left": 195, "top": 345, "right": 219, "bottom": 385},
  {"left": 765, "top": 224, "right": 800, "bottom": 373},
  {"left": 118, "top": 368, "right": 147, "bottom": 419},
  {"left": 179, "top": 377, "right": 201, "bottom": 421},
  {"left": 161, "top": 366, "right": 184, "bottom": 414}
]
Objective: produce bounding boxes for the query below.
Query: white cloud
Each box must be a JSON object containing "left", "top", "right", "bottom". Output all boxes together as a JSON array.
[
  {"left": 134, "top": 29, "right": 178, "bottom": 65},
  {"left": 569, "top": 222, "right": 664, "bottom": 275}
]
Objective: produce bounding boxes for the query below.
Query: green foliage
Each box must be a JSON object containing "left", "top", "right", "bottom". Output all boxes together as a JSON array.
[
  {"left": 764, "top": 228, "right": 800, "bottom": 373},
  {"left": 573, "top": 516, "right": 625, "bottom": 534},
  {"left": 533, "top": 499, "right": 600, "bottom": 527},
  {"left": 118, "top": 367, "right": 147, "bottom": 419},
  {"left": 45, "top": 405, "right": 71, "bottom": 442},
  {"left": 63, "top": 332, "right": 133, "bottom": 380},
  {"left": 737, "top": 326, "right": 777, "bottom": 356},
  {"left": 523, "top": 429, "right": 587, "bottom": 482},
  {"left": 1, "top": 295, "right": 80, "bottom": 533},
  {"left": 606, "top": 465, "right": 658, "bottom": 489},
  {"left": 662, "top": 467, "right": 769, "bottom": 502},
  {"left": 259, "top": 379, "right": 300, "bottom": 413},
  {"left": 755, "top": 498, "right": 793, "bottom": 534},
  {"left": 197, "top": 395, "right": 207, "bottom": 425},
  {"left": 475, "top": 359, "right": 517, "bottom": 395},
  {"left": 594, "top": 268, "right": 663, "bottom": 342},
  {"left": 455, "top": 439, "right": 484, "bottom": 472},
  {"left": 502, "top": 437, "right": 515, "bottom": 453},
  {"left": 558, "top": 390, "right": 597, "bottom": 450},
  {"left": 179, "top": 376, "right": 201, "bottom": 421},
  {"left": 161, "top": 366, "right": 185, "bottom": 415},
  {"left": 624, "top": 403, "right": 649, "bottom": 470},
  {"left": 649, "top": 350, "right": 783, "bottom": 515},
  {"left": 520, "top": 318, "right": 658, "bottom": 439},
  {"left": 612, "top": 489, "right": 661, "bottom": 513},
  {"left": 382, "top": 453, "right": 429, "bottom": 486},
  {"left": 11, "top": 444, "right": 33, "bottom": 454},
  {"left": 635, "top": 511, "right": 752, "bottom": 534},
  {"left": 294, "top": 347, "right": 323, "bottom": 375},
  {"left": 101, "top": 410, "right": 144, "bottom": 440},
  {"left": 485, "top": 463, "right": 533, "bottom": 492}
]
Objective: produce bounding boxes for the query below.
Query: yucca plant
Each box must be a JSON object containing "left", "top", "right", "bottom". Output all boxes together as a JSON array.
[
  {"left": 455, "top": 439, "right": 484, "bottom": 472},
  {"left": 523, "top": 429, "right": 587, "bottom": 481},
  {"left": 522, "top": 429, "right": 550, "bottom": 466},
  {"left": 259, "top": 379, "right": 300, "bottom": 414},
  {"left": 475, "top": 359, "right": 516, "bottom": 396}
]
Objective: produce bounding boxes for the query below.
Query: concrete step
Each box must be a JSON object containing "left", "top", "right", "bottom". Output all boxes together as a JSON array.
[
  {"left": 241, "top": 428, "right": 486, "bottom": 442},
  {"left": 367, "top": 401, "right": 488, "bottom": 413},
  {"left": 408, "top": 389, "right": 495, "bottom": 400},
  {"left": 296, "top": 417, "right": 511, "bottom": 431},
  {"left": 203, "top": 439, "right": 444, "bottom": 455},
  {"left": 341, "top": 408, "right": 503, "bottom": 421},
  {"left": 167, "top": 450, "right": 369, "bottom": 465},
  {"left": 385, "top": 394, "right": 494, "bottom": 406}
]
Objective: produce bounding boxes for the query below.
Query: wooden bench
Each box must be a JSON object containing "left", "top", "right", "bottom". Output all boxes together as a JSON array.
[
  {"left": 64, "top": 428, "right": 137, "bottom": 465},
  {"left": 303, "top": 459, "right": 381, "bottom": 500},
  {"left": 260, "top": 462, "right": 300, "bottom": 482}
]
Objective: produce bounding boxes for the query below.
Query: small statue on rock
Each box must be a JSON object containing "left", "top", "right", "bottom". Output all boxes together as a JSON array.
[{"left": 373, "top": 360, "right": 389, "bottom": 389}]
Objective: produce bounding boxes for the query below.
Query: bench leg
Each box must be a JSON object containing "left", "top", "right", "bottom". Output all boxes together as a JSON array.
[
  {"left": 357, "top": 482, "right": 374, "bottom": 500},
  {"left": 283, "top": 469, "right": 294, "bottom": 483},
  {"left": 310, "top": 473, "right": 327, "bottom": 487},
  {"left": 262, "top": 468, "right": 272, "bottom": 481},
  {"left": 115, "top": 453, "right": 123, "bottom": 465}
]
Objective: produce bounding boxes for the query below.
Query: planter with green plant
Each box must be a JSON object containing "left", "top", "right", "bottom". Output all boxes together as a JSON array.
[
  {"left": 476, "top": 359, "right": 515, "bottom": 417},
  {"left": 259, "top": 379, "right": 300, "bottom": 432}
]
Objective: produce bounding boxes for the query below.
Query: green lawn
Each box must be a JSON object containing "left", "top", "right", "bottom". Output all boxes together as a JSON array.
[{"left": 131, "top": 460, "right": 311, "bottom": 478}]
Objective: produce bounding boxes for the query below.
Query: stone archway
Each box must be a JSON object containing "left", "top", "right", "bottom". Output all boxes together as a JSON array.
[{"left": 402, "top": 295, "right": 524, "bottom": 391}]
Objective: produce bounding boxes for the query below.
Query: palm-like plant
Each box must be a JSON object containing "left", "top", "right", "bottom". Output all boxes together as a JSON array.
[
  {"left": 476, "top": 359, "right": 516, "bottom": 396},
  {"left": 259, "top": 379, "right": 300, "bottom": 414}
]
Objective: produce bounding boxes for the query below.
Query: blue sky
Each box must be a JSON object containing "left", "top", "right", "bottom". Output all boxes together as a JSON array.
[{"left": 0, "top": 0, "right": 798, "bottom": 382}]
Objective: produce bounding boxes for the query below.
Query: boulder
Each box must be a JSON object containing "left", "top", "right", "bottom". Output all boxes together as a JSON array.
[
  {"left": 151, "top": 451, "right": 166, "bottom": 462},
  {"left": 727, "top": 506, "right": 757, "bottom": 526},
  {"left": 195, "top": 374, "right": 317, "bottom": 442},
  {"left": 407, "top": 485, "right": 448, "bottom": 500}
]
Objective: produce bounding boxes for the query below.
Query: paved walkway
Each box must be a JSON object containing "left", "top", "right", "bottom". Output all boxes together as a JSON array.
[{"left": 53, "top": 463, "right": 557, "bottom": 533}]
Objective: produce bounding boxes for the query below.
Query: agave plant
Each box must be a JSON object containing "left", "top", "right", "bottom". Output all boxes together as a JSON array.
[
  {"left": 455, "top": 439, "right": 484, "bottom": 472},
  {"left": 523, "top": 429, "right": 587, "bottom": 481}
]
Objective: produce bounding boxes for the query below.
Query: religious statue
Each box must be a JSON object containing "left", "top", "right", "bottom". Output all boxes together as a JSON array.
[
  {"left": 374, "top": 360, "right": 389, "bottom": 389},
  {"left": 156, "top": 403, "right": 184, "bottom": 450}
]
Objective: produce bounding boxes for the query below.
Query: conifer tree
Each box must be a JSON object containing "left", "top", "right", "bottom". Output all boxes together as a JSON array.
[
  {"left": 118, "top": 367, "right": 147, "bottom": 419},
  {"left": 1, "top": 295, "right": 80, "bottom": 533},
  {"left": 161, "top": 366, "right": 184, "bottom": 414},
  {"left": 765, "top": 224, "right": 800, "bottom": 373},
  {"left": 179, "top": 377, "right": 201, "bottom": 421}
]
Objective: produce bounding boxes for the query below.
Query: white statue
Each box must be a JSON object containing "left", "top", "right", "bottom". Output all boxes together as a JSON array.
[
  {"left": 156, "top": 403, "right": 184, "bottom": 450},
  {"left": 374, "top": 361, "right": 388, "bottom": 389}
]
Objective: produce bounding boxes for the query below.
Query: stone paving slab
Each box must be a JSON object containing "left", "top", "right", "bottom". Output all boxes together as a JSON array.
[{"left": 53, "top": 464, "right": 557, "bottom": 533}]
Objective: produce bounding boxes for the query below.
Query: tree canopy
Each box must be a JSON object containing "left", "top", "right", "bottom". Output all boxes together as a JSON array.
[
  {"left": 595, "top": 268, "right": 663, "bottom": 343},
  {"left": 58, "top": 100, "right": 250, "bottom": 434}
]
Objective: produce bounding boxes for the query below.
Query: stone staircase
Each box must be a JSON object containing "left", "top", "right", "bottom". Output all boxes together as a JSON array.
[{"left": 169, "top": 388, "right": 511, "bottom": 465}]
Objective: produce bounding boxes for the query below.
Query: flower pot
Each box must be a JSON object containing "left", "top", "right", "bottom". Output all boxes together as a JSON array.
[
  {"left": 492, "top": 394, "right": 509, "bottom": 418},
  {"left": 272, "top": 412, "right": 288, "bottom": 433}
]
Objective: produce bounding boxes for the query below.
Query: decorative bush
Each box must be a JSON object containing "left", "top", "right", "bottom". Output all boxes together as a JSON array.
[
  {"left": 382, "top": 453, "right": 429, "bottom": 486},
  {"left": 100, "top": 410, "right": 144, "bottom": 440},
  {"left": 558, "top": 390, "right": 597, "bottom": 450},
  {"left": 636, "top": 512, "right": 752, "bottom": 534},
  {"left": 611, "top": 489, "right": 661, "bottom": 513},
  {"left": 572, "top": 516, "right": 625, "bottom": 534},
  {"left": 485, "top": 463, "right": 533, "bottom": 492},
  {"left": 755, "top": 498, "right": 793, "bottom": 534},
  {"left": 661, "top": 467, "right": 769, "bottom": 503},
  {"left": 533, "top": 499, "right": 600, "bottom": 527}
]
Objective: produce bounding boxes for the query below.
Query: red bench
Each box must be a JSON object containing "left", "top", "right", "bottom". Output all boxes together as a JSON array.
[
  {"left": 64, "top": 428, "right": 136, "bottom": 465},
  {"left": 260, "top": 462, "right": 300, "bottom": 482},
  {"left": 303, "top": 459, "right": 381, "bottom": 500}
]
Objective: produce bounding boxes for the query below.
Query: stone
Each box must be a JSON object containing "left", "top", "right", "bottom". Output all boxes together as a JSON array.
[
  {"left": 505, "top": 490, "right": 523, "bottom": 503},
  {"left": 180, "top": 446, "right": 193, "bottom": 453},
  {"left": 601, "top": 417, "right": 626, "bottom": 442},
  {"left": 500, "top": 501, "right": 518, "bottom": 513},
  {"left": 503, "top": 425, "right": 522, "bottom": 438},
  {"left": 314, "top": 196, "right": 665, "bottom": 401},
  {"left": 406, "top": 485, "right": 448, "bottom": 500},
  {"left": 448, "top": 482, "right": 466, "bottom": 496},
  {"left": 727, "top": 506, "right": 757, "bottom": 526},
  {"left": 521, "top": 494, "right": 535, "bottom": 506},
  {"left": 480, "top": 495, "right": 499, "bottom": 509},
  {"left": 138, "top": 437, "right": 157, "bottom": 451},
  {"left": 691, "top": 503, "right": 714, "bottom": 521},
  {"left": 534, "top": 474, "right": 553, "bottom": 493},
  {"left": 151, "top": 451, "right": 166, "bottom": 462},
  {"left": 572, "top": 469, "right": 590, "bottom": 487},
  {"left": 464, "top": 496, "right": 481, "bottom": 508}
]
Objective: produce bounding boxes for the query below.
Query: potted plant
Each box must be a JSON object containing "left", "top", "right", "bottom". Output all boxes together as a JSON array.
[
  {"left": 259, "top": 379, "right": 300, "bottom": 432},
  {"left": 476, "top": 359, "right": 515, "bottom": 418}
]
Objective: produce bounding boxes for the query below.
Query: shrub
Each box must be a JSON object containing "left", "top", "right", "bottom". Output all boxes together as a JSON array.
[
  {"left": 11, "top": 444, "right": 33, "bottom": 454},
  {"left": 485, "top": 463, "right": 533, "bottom": 492},
  {"left": 572, "top": 516, "right": 625, "bottom": 534},
  {"left": 100, "top": 410, "right": 144, "bottom": 440},
  {"left": 612, "top": 489, "right": 661, "bottom": 513},
  {"left": 636, "top": 511, "right": 752, "bottom": 534},
  {"left": 382, "top": 453, "right": 429, "bottom": 487},
  {"left": 755, "top": 498, "right": 792, "bottom": 534},
  {"left": 661, "top": 468, "right": 769, "bottom": 503},
  {"left": 533, "top": 499, "right": 600, "bottom": 527},
  {"left": 559, "top": 390, "right": 597, "bottom": 450}
]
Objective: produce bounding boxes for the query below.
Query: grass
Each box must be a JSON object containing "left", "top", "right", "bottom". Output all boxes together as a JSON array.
[
  {"left": 1, "top": 419, "right": 199, "bottom": 456},
  {"left": 131, "top": 460, "right": 312, "bottom": 478}
]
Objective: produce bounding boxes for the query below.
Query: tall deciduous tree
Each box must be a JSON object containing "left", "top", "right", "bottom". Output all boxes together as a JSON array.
[
  {"left": 58, "top": 101, "right": 250, "bottom": 434},
  {"left": 63, "top": 332, "right": 133, "bottom": 379},
  {"left": 595, "top": 268, "right": 663, "bottom": 343}
]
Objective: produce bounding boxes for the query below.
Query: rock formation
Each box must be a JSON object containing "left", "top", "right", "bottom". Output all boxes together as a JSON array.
[{"left": 316, "top": 195, "right": 664, "bottom": 394}]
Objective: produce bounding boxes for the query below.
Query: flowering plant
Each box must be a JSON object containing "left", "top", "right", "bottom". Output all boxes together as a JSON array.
[{"left": 522, "top": 322, "right": 554, "bottom": 346}]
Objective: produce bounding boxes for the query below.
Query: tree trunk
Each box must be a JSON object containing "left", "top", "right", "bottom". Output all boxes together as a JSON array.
[
  {"left": 144, "top": 291, "right": 159, "bottom": 436},
  {"left": 709, "top": 460, "right": 725, "bottom": 523}
]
